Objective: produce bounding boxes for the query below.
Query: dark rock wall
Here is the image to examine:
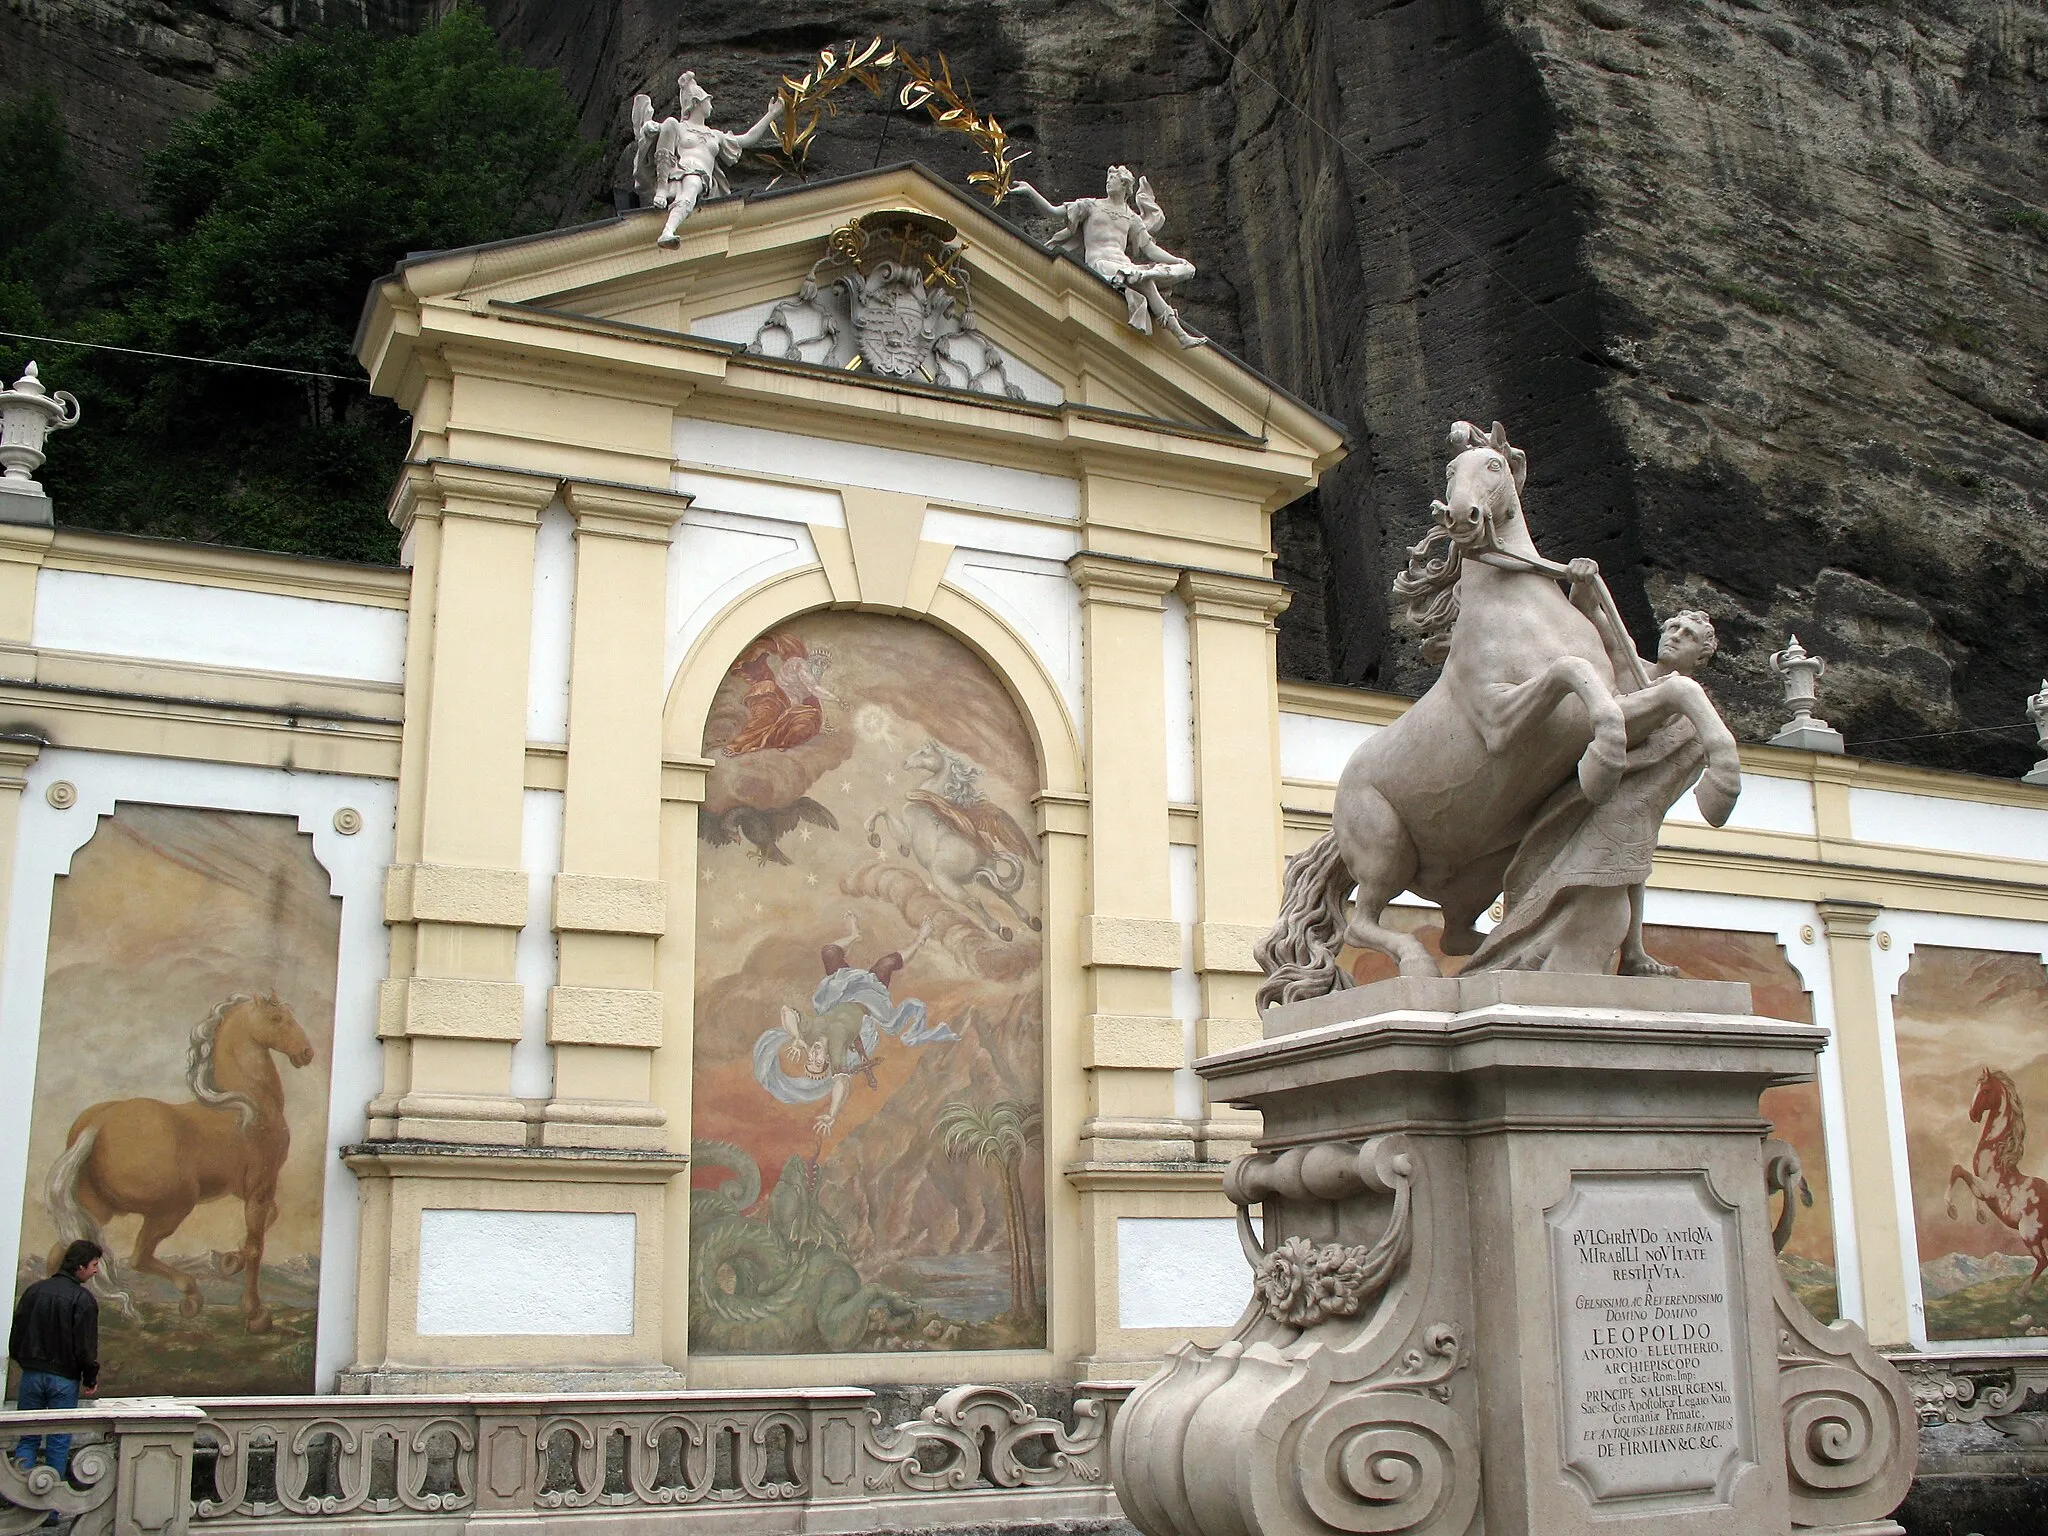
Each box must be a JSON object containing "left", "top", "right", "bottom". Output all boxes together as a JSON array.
[{"left": 8, "top": 0, "right": 2046, "bottom": 774}]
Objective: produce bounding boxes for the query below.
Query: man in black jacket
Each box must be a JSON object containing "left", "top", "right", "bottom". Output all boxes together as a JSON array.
[{"left": 8, "top": 1240, "right": 102, "bottom": 1480}]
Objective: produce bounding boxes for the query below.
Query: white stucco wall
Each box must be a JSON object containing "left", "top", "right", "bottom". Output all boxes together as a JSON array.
[{"left": 34, "top": 569, "right": 407, "bottom": 684}]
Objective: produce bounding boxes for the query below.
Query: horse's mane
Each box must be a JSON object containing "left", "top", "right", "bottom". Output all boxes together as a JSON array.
[
  {"left": 1391, "top": 524, "right": 1473, "bottom": 666},
  {"left": 1391, "top": 421, "right": 1523, "bottom": 666},
  {"left": 188, "top": 996, "right": 261, "bottom": 1131},
  {"left": 922, "top": 740, "right": 983, "bottom": 805},
  {"left": 1988, "top": 1069, "right": 2027, "bottom": 1174}
]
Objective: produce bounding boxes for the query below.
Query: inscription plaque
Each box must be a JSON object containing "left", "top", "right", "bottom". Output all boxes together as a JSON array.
[{"left": 1549, "top": 1171, "right": 1752, "bottom": 1503}]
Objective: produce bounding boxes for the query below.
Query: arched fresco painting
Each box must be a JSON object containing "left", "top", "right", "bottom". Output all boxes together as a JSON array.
[
  {"left": 12, "top": 804, "right": 340, "bottom": 1395},
  {"left": 690, "top": 612, "right": 1046, "bottom": 1353},
  {"left": 1344, "top": 914, "right": 1839, "bottom": 1321},
  {"left": 1894, "top": 946, "right": 2048, "bottom": 1342}
]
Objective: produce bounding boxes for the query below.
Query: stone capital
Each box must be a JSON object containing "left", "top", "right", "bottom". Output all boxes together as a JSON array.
[
  {"left": 389, "top": 459, "right": 561, "bottom": 534},
  {"left": 0, "top": 731, "right": 44, "bottom": 791},
  {"left": 1178, "top": 568, "right": 1290, "bottom": 622},
  {"left": 1034, "top": 789, "right": 1090, "bottom": 837},
  {"left": 562, "top": 479, "right": 691, "bottom": 542},
  {"left": 1068, "top": 552, "right": 1181, "bottom": 608},
  {"left": 1816, "top": 898, "right": 1882, "bottom": 943}
]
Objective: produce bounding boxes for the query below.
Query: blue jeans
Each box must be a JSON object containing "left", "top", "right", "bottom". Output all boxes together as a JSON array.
[{"left": 11, "top": 1369, "right": 79, "bottom": 1478}]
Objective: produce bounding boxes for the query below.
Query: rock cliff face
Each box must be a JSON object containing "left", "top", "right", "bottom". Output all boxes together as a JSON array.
[{"left": 9, "top": 0, "right": 2046, "bottom": 773}]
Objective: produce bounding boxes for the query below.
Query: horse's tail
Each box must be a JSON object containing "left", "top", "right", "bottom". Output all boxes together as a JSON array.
[
  {"left": 1253, "top": 832, "right": 1355, "bottom": 1011},
  {"left": 44, "top": 1126, "right": 140, "bottom": 1320},
  {"left": 971, "top": 849, "right": 1027, "bottom": 896}
]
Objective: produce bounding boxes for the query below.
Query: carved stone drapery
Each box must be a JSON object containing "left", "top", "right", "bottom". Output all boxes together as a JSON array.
[{"left": 746, "top": 210, "right": 1027, "bottom": 398}]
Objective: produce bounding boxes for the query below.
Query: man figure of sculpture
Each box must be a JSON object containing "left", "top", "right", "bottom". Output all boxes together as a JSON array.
[
  {"left": 1007, "top": 167, "right": 1205, "bottom": 347},
  {"left": 9, "top": 1239, "right": 103, "bottom": 1494},
  {"left": 631, "top": 71, "right": 783, "bottom": 248},
  {"left": 1615, "top": 608, "right": 1719, "bottom": 976}
]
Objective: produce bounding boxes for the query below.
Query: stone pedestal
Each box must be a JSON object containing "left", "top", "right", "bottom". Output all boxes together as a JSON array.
[{"left": 1110, "top": 973, "right": 1916, "bottom": 1536}]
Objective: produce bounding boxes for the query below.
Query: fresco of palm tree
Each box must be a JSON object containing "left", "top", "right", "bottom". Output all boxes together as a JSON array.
[{"left": 936, "top": 1098, "right": 1042, "bottom": 1319}]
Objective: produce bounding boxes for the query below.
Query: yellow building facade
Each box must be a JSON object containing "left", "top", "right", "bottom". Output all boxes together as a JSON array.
[{"left": 1, "top": 167, "right": 2045, "bottom": 1521}]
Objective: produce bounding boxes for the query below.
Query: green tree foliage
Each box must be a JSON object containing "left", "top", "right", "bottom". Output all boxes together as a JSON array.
[{"left": 0, "top": 8, "right": 596, "bottom": 562}]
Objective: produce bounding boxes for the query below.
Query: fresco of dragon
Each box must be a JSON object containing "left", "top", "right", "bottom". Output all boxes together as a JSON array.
[{"left": 688, "top": 1141, "right": 920, "bottom": 1353}]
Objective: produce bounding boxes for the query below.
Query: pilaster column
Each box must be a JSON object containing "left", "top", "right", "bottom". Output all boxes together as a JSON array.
[
  {"left": 0, "top": 520, "right": 52, "bottom": 659},
  {"left": 1180, "top": 570, "right": 1289, "bottom": 1159},
  {"left": 1818, "top": 897, "right": 1911, "bottom": 1345},
  {"left": 0, "top": 734, "right": 44, "bottom": 982},
  {"left": 543, "top": 481, "right": 690, "bottom": 1149},
  {"left": 1068, "top": 553, "right": 1190, "bottom": 1163},
  {"left": 372, "top": 461, "right": 557, "bottom": 1145}
]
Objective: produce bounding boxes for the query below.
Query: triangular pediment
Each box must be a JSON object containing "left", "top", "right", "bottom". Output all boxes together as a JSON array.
[{"left": 360, "top": 163, "right": 1344, "bottom": 464}]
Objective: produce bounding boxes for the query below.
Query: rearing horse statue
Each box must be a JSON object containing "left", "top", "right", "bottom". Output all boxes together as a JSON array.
[{"left": 1257, "top": 421, "right": 1743, "bottom": 1004}]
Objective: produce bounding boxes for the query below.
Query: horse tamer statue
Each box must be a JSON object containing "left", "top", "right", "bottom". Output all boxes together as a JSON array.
[{"left": 1256, "top": 421, "right": 1745, "bottom": 1006}]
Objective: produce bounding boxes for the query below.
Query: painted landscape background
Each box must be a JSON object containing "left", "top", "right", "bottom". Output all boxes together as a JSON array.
[
  {"left": 13, "top": 805, "right": 340, "bottom": 1396},
  {"left": 691, "top": 614, "right": 1047, "bottom": 1354},
  {"left": 1894, "top": 946, "right": 2048, "bottom": 1342}
]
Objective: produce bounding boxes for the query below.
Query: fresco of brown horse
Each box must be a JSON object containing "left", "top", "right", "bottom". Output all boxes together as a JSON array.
[
  {"left": 44, "top": 993, "right": 313, "bottom": 1333},
  {"left": 1946, "top": 1066, "right": 2048, "bottom": 1298}
]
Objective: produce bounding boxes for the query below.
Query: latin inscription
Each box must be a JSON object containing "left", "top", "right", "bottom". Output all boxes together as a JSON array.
[{"left": 1550, "top": 1173, "right": 1751, "bottom": 1503}]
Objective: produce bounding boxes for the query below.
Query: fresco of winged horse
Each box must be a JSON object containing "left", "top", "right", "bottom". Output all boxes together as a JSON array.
[
  {"left": 1946, "top": 1067, "right": 2048, "bottom": 1296},
  {"left": 43, "top": 993, "right": 313, "bottom": 1332},
  {"left": 1257, "top": 421, "right": 1745, "bottom": 1004},
  {"left": 867, "top": 740, "right": 1041, "bottom": 941}
]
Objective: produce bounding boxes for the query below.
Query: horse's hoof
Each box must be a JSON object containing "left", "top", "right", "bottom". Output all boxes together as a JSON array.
[
  {"left": 1946, "top": 1202, "right": 1958, "bottom": 1219},
  {"left": 997, "top": 926, "right": 1013, "bottom": 941},
  {"left": 1578, "top": 745, "right": 1625, "bottom": 804},
  {"left": 866, "top": 834, "right": 881, "bottom": 848},
  {"left": 1696, "top": 769, "right": 1741, "bottom": 828},
  {"left": 246, "top": 1310, "right": 272, "bottom": 1334},
  {"left": 180, "top": 1294, "right": 203, "bottom": 1318},
  {"left": 1027, "top": 916, "right": 1042, "bottom": 932},
  {"left": 897, "top": 844, "right": 909, "bottom": 856}
]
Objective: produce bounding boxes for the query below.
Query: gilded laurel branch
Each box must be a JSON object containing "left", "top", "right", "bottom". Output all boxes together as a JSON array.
[
  {"left": 760, "top": 37, "right": 1027, "bottom": 204},
  {"left": 895, "top": 51, "right": 1029, "bottom": 204}
]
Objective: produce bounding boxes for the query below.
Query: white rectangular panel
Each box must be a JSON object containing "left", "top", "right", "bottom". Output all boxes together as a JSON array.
[
  {"left": 1118, "top": 1216, "right": 1253, "bottom": 1330},
  {"left": 416, "top": 1208, "right": 634, "bottom": 1336}
]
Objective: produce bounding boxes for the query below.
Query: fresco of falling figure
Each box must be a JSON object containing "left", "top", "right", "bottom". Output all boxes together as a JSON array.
[{"left": 691, "top": 612, "right": 1047, "bottom": 1354}]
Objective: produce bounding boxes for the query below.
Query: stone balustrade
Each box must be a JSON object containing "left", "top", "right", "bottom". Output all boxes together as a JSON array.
[{"left": 0, "top": 1383, "right": 1127, "bottom": 1534}]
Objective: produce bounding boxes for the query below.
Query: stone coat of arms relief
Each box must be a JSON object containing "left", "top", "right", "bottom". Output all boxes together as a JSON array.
[{"left": 747, "top": 210, "right": 1027, "bottom": 399}]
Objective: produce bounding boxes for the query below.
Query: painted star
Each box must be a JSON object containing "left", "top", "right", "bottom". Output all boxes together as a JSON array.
[
  {"left": 805, "top": 872, "right": 819, "bottom": 887},
  {"left": 840, "top": 780, "right": 854, "bottom": 794},
  {"left": 883, "top": 771, "right": 896, "bottom": 785},
  {"left": 699, "top": 867, "right": 716, "bottom": 884},
  {"left": 752, "top": 901, "right": 765, "bottom": 915},
  {"left": 795, "top": 824, "right": 814, "bottom": 842},
  {"left": 709, "top": 914, "right": 725, "bottom": 931}
]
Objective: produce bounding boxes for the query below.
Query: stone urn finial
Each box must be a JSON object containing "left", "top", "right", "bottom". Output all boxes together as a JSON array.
[
  {"left": 2025, "top": 679, "right": 2048, "bottom": 787},
  {"left": 0, "top": 361, "right": 82, "bottom": 527},
  {"left": 1767, "top": 634, "right": 1845, "bottom": 754}
]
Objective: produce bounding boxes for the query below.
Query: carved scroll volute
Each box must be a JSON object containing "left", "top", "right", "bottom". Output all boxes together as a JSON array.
[
  {"left": 1115, "top": 1133, "right": 1484, "bottom": 1536},
  {"left": 1774, "top": 1269, "right": 1918, "bottom": 1526}
]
